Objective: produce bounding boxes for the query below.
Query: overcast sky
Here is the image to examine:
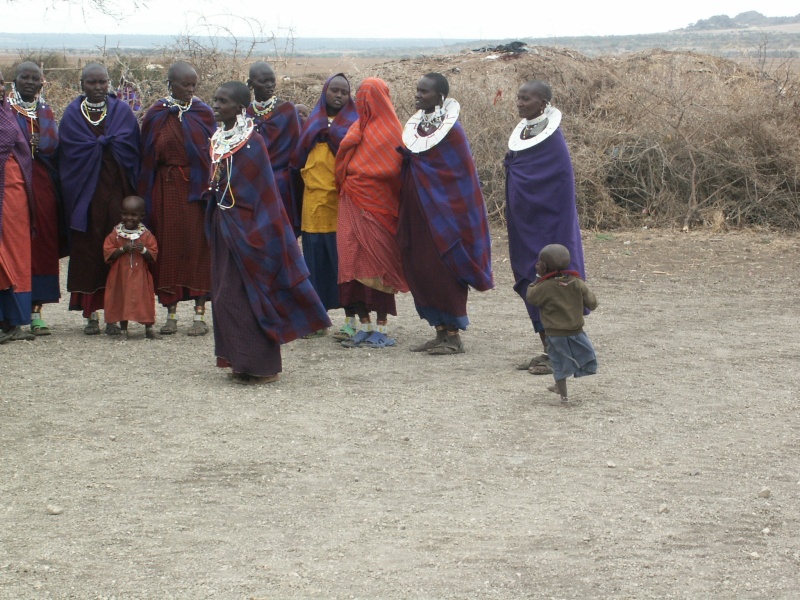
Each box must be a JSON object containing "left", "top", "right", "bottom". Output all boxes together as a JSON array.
[{"left": 3, "top": 0, "right": 798, "bottom": 39}]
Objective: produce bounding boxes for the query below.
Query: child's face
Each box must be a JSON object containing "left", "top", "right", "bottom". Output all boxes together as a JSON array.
[{"left": 121, "top": 203, "right": 144, "bottom": 230}]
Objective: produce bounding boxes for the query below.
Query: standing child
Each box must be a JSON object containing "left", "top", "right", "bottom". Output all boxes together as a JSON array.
[
  {"left": 526, "top": 244, "right": 597, "bottom": 404},
  {"left": 103, "top": 196, "right": 160, "bottom": 339}
]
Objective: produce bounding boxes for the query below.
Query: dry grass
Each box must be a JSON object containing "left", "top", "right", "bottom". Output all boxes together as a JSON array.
[{"left": 3, "top": 46, "right": 799, "bottom": 230}]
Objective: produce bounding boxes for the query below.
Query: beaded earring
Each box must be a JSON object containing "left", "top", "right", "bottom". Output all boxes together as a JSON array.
[{"left": 235, "top": 107, "right": 247, "bottom": 128}]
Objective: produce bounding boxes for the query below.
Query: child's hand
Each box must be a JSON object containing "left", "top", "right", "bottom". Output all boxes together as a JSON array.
[{"left": 132, "top": 241, "right": 145, "bottom": 253}]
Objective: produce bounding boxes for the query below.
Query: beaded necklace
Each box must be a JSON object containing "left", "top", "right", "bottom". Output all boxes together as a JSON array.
[
  {"left": 418, "top": 106, "right": 446, "bottom": 134},
  {"left": 521, "top": 112, "right": 548, "bottom": 140},
  {"left": 165, "top": 95, "right": 193, "bottom": 121},
  {"left": 252, "top": 96, "right": 277, "bottom": 117},
  {"left": 81, "top": 98, "right": 107, "bottom": 126},
  {"left": 9, "top": 87, "right": 38, "bottom": 120},
  {"left": 210, "top": 115, "right": 254, "bottom": 210},
  {"left": 116, "top": 223, "right": 146, "bottom": 268}
]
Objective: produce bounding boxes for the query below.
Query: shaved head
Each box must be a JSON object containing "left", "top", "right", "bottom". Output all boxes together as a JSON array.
[
  {"left": 248, "top": 61, "right": 274, "bottom": 79},
  {"left": 167, "top": 61, "right": 196, "bottom": 81},
  {"left": 219, "top": 81, "right": 251, "bottom": 107},
  {"left": 540, "top": 244, "right": 571, "bottom": 271},
  {"left": 81, "top": 63, "right": 108, "bottom": 81},
  {"left": 16, "top": 61, "right": 42, "bottom": 78},
  {"left": 521, "top": 79, "right": 552, "bottom": 103}
]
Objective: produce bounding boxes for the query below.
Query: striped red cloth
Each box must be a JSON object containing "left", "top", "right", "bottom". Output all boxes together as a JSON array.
[{"left": 335, "top": 78, "right": 403, "bottom": 235}]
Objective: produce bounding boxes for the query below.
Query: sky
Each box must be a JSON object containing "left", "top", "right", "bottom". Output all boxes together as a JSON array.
[{"left": 2, "top": 0, "right": 799, "bottom": 40}]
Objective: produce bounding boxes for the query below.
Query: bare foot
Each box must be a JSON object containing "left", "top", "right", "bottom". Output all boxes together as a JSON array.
[{"left": 547, "top": 384, "right": 570, "bottom": 404}]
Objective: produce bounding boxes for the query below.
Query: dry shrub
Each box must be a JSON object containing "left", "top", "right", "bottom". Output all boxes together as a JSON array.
[{"left": 3, "top": 45, "right": 799, "bottom": 230}]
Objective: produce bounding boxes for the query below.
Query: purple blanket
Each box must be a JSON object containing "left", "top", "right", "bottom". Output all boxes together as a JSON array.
[
  {"left": 504, "top": 127, "right": 585, "bottom": 302},
  {"left": 59, "top": 94, "right": 140, "bottom": 232}
]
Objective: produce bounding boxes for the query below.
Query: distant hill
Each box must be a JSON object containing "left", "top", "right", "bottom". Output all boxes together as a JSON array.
[{"left": 685, "top": 11, "right": 800, "bottom": 30}]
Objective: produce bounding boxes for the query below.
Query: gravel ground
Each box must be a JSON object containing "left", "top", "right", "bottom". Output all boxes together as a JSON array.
[{"left": 2, "top": 228, "right": 799, "bottom": 599}]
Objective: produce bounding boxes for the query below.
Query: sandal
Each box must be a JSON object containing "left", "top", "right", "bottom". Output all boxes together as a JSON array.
[
  {"left": 341, "top": 329, "right": 371, "bottom": 348},
  {"left": 84, "top": 319, "right": 101, "bottom": 335},
  {"left": 187, "top": 320, "right": 209, "bottom": 337},
  {"left": 516, "top": 354, "right": 549, "bottom": 370},
  {"left": 528, "top": 363, "right": 554, "bottom": 375},
  {"left": 302, "top": 328, "right": 328, "bottom": 339},
  {"left": 160, "top": 318, "right": 178, "bottom": 335},
  {"left": 3, "top": 326, "right": 35, "bottom": 342},
  {"left": 105, "top": 322, "right": 123, "bottom": 336},
  {"left": 410, "top": 329, "right": 446, "bottom": 353},
  {"left": 427, "top": 334, "right": 465, "bottom": 355},
  {"left": 232, "top": 373, "right": 280, "bottom": 385},
  {"left": 30, "top": 318, "right": 51, "bottom": 336},
  {"left": 360, "top": 331, "right": 396, "bottom": 349},
  {"left": 332, "top": 323, "right": 357, "bottom": 341}
]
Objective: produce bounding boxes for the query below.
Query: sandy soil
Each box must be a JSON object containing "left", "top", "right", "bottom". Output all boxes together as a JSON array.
[{"left": 2, "top": 228, "right": 799, "bottom": 599}]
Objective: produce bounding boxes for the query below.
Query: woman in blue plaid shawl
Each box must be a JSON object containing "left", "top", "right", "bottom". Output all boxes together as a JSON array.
[
  {"left": 207, "top": 82, "right": 331, "bottom": 385},
  {"left": 396, "top": 73, "right": 494, "bottom": 355}
]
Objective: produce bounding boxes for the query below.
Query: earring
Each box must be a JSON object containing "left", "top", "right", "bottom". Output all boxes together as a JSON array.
[{"left": 236, "top": 107, "right": 247, "bottom": 127}]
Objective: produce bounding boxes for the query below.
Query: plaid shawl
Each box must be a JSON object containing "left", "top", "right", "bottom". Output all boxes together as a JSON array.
[
  {"left": 335, "top": 77, "right": 403, "bottom": 235},
  {"left": 399, "top": 121, "right": 493, "bottom": 291},
  {"left": 138, "top": 98, "right": 215, "bottom": 212},
  {"left": 206, "top": 131, "right": 331, "bottom": 344},
  {"left": 0, "top": 101, "right": 34, "bottom": 243},
  {"left": 13, "top": 101, "right": 59, "bottom": 170},
  {"left": 289, "top": 74, "right": 357, "bottom": 226},
  {"left": 59, "top": 94, "right": 141, "bottom": 233},
  {"left": 504, "top": 128, "right": 585, "bottom": 300},
  {"left": 248, "top": 100, "right": 300, "bottom": 216}
]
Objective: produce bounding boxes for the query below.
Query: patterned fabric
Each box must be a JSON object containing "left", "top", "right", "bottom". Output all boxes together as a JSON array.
[
  {"left": 338, "top": 191, "right": 407, "bottom": 293},
  {"left": 396, "top": 167, "right": 468, "bottom": 330},
  {"left": 247, "top": 100, "right": 301, "bottom": 229},
  {"left": 289, "top": 73, "right": 357, "bottom": 222},
  {"left": 335, "top": 77, "right": 403, "bottom": 235},
  {"left": 139, "top": 110, "right": 211, "bottom": 305},
  {"left": 139, "top": 97, "right": 215, "bottom": 213},
  {"left": 206, "top": 131, "right": 331, "bottom": 344},
  {"left": 0, "top": 100, "right": 34, "bottom": 242},
  {"left": 398, "top": 122, "right": 493, "bottom": 292},
  {"left": 504, "top": 128, "right": 585, "bottom": 325},
  {"left": 59, "top": 94, "right": 140, "bottom": 233},
  {"left": 12, "top": 100, "right": 58, "bottom": 169}
]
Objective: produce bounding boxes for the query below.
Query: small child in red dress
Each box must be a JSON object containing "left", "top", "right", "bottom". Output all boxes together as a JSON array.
[{"left": 103, "top": 196, "right": 160, "bottom": 339}]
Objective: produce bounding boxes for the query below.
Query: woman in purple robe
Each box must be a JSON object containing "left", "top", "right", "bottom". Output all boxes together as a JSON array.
[
  {"left": 504, "top": 80, "right": 587, "bottom": 375},
  {"left": 60, "top": 63, "right": 141, "bottom": 336}
]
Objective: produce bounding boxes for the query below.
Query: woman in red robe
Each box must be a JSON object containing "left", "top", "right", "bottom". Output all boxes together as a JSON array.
[
  {"left": 0, "top": 68, "right": 35, "bottom": 344},
  {"left": 9, "top": 61, "right": 62, "bottom": 336},
  {"left": 138, "top": 61, "right": 215, "bottom": 336}
]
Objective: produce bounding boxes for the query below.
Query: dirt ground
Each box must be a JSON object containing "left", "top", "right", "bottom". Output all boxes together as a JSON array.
[{"left": 1, "top": 228, "right": 799, "bottom": 599}]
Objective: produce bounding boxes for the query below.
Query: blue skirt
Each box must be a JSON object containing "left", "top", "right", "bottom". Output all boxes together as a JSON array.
[
  {"left": 546, "top": 332, "right": 597, "bottom": 380},
  {"left": 301, "top": 232, "right": 339, "bottom": 310}
]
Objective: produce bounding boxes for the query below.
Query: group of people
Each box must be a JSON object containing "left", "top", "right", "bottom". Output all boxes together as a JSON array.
[{"left": 0, "top": 60, "right": 597, "bottom": 399}]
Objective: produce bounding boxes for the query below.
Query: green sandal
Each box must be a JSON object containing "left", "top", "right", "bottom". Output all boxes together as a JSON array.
[
  {"left": 332, "top": 323, "right": 357, "bottom": 341},
  {"left": 30, "top": 318, "right": 51, "bottom": 336}
]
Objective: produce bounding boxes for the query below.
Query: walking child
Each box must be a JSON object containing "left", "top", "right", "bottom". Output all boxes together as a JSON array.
[
  {"left": 103, "top": 196, "right": 160, "bottom": 339},
  {"left": 526, "top": 244, "right": 597, "bottom": 403}
]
